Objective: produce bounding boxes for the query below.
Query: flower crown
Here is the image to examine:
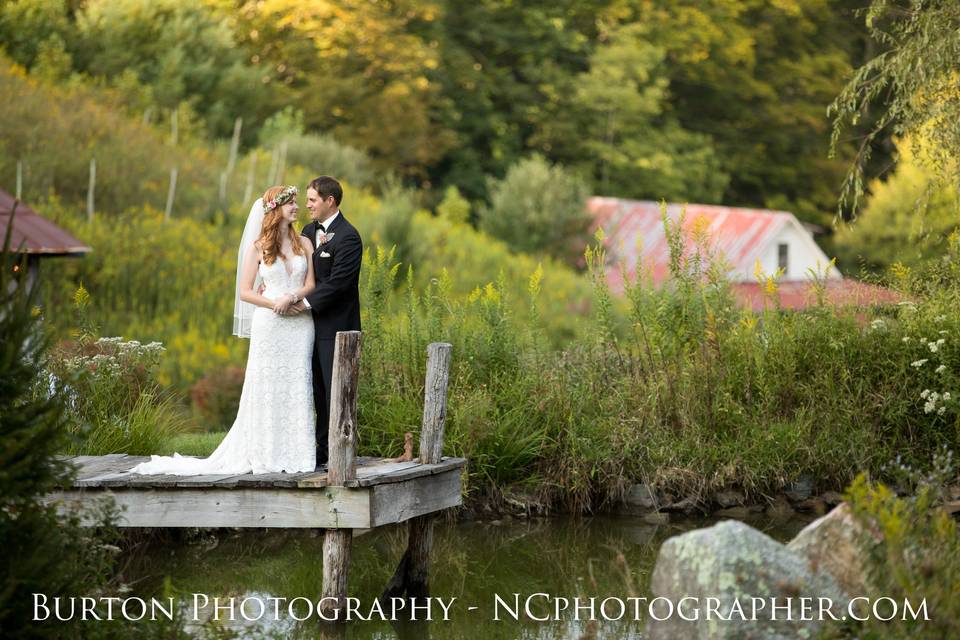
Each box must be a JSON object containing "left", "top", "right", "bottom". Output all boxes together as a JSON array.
[{"left": 264, "top": 185, "right": 297, "bottom": 212}]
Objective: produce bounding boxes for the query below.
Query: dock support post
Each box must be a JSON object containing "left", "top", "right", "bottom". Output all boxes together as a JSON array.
[
  {"left": 320, "top": 331, "right": 362, "bottom": 622},
  {"left": 381, "top": 342, "right": 452, "bottom": 603}
]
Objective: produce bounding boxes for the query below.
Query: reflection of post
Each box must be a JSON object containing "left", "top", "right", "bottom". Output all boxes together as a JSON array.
[
  {"left": 381, "top": 343, "right": 452, "bottom": 605},
  {"left": 321, "top": 331, "right": 362, "bottom": 622}
]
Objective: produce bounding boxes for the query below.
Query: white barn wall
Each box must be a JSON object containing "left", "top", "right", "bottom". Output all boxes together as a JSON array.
[{"left": 729, "top": 222, "right": 841, "bottom": 283}]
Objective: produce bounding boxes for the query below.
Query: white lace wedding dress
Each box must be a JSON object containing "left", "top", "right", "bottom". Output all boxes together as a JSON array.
[{"left": 130, "top": 254, "right": 316, "bottom": 475}]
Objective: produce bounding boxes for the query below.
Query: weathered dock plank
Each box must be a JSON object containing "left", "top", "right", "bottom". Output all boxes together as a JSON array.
[
  {"left": 46, "top": 487, "right": 371, "bottom": 528},
  {"left": 371, "top": 469, "right": 462, "bottom": 527}
]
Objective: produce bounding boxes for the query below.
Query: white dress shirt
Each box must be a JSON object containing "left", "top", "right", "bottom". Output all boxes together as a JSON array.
[{"left": 303, "top": 210, "right": 340, "bottom": 308}]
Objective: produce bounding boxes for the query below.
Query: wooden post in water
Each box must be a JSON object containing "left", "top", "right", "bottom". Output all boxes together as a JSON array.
[
  {"left": 320, "top": 330, "right": 363, "bottom": 621},
  {"left": 381, "top": 342, "right": 453, "bottom": 604}
]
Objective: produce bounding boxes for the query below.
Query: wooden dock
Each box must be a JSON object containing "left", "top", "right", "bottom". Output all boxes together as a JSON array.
[
  {"left": 46, "top": 334, "right": 462, "bottom": 620},
  {"left": 48, "top": 453, "right": 466, "bottom": 528}
]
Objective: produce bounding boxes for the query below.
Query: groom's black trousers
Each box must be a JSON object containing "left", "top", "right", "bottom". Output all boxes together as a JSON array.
[{"left": 313, "top": 338, "right": 336, "bottom": 464}]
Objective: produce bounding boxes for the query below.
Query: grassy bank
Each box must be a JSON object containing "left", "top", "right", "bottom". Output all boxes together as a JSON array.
[{"left": 51, "top": 222, "right": 960, "bottom": 514}]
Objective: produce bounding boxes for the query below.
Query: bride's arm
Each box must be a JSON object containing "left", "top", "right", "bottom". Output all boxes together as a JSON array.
[
  {"left": 238, "top": 243, "right": 275, "bottom": 309},
  {"left": 293, "top": 237, "right": 316, "bottom": 301}
]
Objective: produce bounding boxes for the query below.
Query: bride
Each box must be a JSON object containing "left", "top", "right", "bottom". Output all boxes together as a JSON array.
[{"left": 130, "top": 185, "right": 317, "bottom": 475}]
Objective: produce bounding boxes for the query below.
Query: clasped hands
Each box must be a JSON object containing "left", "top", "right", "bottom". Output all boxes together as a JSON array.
[{"left": 272, "top": 294, "right": 307, "bottom": 316}]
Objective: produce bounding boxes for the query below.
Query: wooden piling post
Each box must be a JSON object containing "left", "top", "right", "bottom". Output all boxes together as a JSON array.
[
  {"left": 320, "top": 330, "right": 363, "bottom": 621},
  {"left": 381, "top": 342, "right": 453, "bottom": 604}
]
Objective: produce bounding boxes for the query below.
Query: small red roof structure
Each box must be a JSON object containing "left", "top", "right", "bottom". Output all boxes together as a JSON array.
[{"left": 0, "top": 189, "right": 91, "bottom": 256}]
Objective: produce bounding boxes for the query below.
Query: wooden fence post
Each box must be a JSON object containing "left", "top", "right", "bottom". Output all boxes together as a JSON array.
[
  {"left": 380, "top": 342, "right": 452, "bottom": 604},
  {"left": 86, "top": 158, "right": 96, "bottom": 222},
  {"left": 164, "top": 167, "right": 178, "bottom": 222},
  {"left": 242, "top": 152, "right": 257, "bottom": 205},
  {"left": 320, "top": 331, "right": 363, "bottom": 621},
  {"left": 16, "top": 160, "right": 22, "bottom": 200}
]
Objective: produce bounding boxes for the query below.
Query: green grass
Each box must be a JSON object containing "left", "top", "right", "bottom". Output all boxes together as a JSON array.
[{"left": 157, "top": 432, "right": 226, "bottom": 457}]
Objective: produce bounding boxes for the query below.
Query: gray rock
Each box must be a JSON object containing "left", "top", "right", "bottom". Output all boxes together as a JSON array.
[
  {"left": 787, "top": 503, "right": 876, "bottom": 597},
  {"left": 785, "top": 475, "right": 814, "bottom": 502},
  {"left": 714, "top": 489, "right": 745, "bottom": 508},
  {"left": 647, "top": 520, "right": 847, "bottom": 640},
  {"left": 620, "top": 482, "right": 657, "bottom": 513},
  {"left": 766, "top": 495, "right": 795, "bottom": 520},
  {"left": 820, "top": 491, "right": 843, "bottom": 506}
]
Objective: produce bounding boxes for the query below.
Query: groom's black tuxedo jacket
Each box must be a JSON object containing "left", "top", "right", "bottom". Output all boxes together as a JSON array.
[{"left": 300, "top": 213, "right": 362, "bottom": 339}]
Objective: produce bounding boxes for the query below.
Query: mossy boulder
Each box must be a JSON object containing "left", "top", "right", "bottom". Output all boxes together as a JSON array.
[{"left": 647, "top": 520, "right": 847, "bottom": 639}]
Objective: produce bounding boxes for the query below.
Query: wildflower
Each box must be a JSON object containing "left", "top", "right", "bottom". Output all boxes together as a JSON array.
[
  {"left": 929, "top": 343, "right": 940, "bottom": 353},
  {"left": 924, "top": 400, "right": 936, "bottom": 414},
  {"left": 920, "top": 337, "right": 928, "bottom": 344},
  {"left": 936, "top": 365, "right": 947, "bottom": 374},
  {"left": 911, "top": 359, "right": 928, "bottom": 368},
  {"left": 902, "top": 336, "right": 912, "bottom": 343},
  {"left": 935, "top": 315, "right": 947, "bottom": 322},
  {"left": 944, "top": 392, "right": 952, "bottom": 402},
  {"left": 938, "top": 406, "right": 947, "bottom": 416},
  {"left": 921, "top": 389, "right": 931, "bottom": 399},
  {"left": 869, "top": 318, "right": 887, "bottom": 331},
  {"left": 939, "top": 330, "right": 949, "bottom": 335}
]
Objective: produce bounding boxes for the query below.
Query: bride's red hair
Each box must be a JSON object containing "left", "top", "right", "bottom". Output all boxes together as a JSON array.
[{"left": 256, "top": 185, "right": 306, "bottom": 265}]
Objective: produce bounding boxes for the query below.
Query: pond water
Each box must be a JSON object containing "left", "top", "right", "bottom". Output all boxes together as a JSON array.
[{"left": 121, "top": 513, "right": 815, "bottom": 639}]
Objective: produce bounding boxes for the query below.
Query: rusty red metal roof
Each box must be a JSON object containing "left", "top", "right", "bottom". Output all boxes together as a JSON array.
[
  {"left": 0, "top": 189, "right": 91, "bottom": 255},
  {"left": 731, "top": 280, "right": 903, "bottom": 312},
  {"left": 588, "top": 197, "right": 795, "bottom": 290}
]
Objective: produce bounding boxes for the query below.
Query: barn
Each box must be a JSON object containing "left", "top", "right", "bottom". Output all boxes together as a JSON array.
[{"left": 587, "top": 197, "right": 898, "bottom": 311}]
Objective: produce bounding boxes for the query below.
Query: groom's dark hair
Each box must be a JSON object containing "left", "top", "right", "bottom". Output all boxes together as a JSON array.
[{"left": 309, "top": 176, "right": 343, "bottom": 206}]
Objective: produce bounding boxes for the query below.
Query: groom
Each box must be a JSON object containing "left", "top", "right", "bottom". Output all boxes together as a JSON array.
[{"left": 288, "top": 176, "right": 362, "bottom": 467}]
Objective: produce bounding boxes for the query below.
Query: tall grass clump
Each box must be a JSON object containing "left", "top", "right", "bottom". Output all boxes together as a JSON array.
[{"left": 45, "top": 286, "right": 189, "bottom": 455}]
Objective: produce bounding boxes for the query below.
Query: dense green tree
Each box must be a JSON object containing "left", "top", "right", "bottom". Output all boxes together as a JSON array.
[
  {"left": 616, "top": 0, "right": 877, "bottom": 224},
  {"left": 228, "top": 0, "right": 455, "bottom": 178},
  {"left": 532, "top": 22, "right": 728, "bottom": 202},
  {"left": 75, "top": 0, "right": 273, "bottom": 139},
  {"left": 830, "top": 0, "right": 960, "bottom": 216},
  {"left": 834, "top": 137, "right": 960, "bottom": 272},
  {"left": 479, "top": 155, "right": 591, "bottom": 263},
  {"left": 422, "top": 0, "right": 609, "bottom": 199}
]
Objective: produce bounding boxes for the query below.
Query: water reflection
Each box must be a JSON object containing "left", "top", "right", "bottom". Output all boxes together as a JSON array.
[{"left": 122, "top": 513, "right": 814, "bottom": 639}]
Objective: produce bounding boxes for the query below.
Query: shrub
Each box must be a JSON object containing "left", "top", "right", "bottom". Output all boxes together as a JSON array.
[
  {"left": 44, "top": 291, "right": 189, "bottom": 455},
  {"left": 479, "top": 154, "right": 591, "bottom": 264},
  {"left": 837, "top": 455, "right": 960, "bottom": 639},
  {"left": 191, "top": 367, "right": 245, "bottom": 430},
  {"left": 281, "top": 133, "right": 376, "bottom": 188}
]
